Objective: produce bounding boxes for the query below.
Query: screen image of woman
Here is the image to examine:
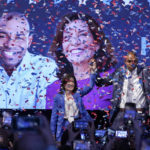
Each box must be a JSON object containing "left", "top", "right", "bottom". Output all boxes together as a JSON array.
[
  {"left": 46, "top": 12, "right": 116, "bottom": 110},
  {"left": 50, "top": 59, "right": 97, "bottom": 142}
]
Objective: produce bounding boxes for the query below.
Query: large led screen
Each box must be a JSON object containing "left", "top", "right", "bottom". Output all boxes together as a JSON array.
[{"left": 0, "top": 0, "right": 150, "bottom": 110}]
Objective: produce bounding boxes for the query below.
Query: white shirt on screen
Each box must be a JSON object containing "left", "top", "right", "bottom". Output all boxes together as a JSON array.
[{"left": 0, "top": 51, "right": 58, "bottom": 109}]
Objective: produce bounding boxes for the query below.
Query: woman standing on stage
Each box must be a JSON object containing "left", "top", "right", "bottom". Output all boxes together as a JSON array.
[{"left": 50, "top": 59, "right": 97, "bottom": 142}]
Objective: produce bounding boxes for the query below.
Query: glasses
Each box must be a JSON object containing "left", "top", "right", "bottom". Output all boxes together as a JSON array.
[{"left": 127, "top": 60, "right": 137, "bottom": 63}]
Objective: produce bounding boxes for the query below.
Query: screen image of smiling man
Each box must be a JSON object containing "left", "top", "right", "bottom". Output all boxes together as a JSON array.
[{"left": 0, "top": 12, "right": 58, "bottom": 109}]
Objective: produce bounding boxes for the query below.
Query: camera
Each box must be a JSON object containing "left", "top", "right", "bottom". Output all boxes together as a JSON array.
[
  {"left": 73, "top": 140, "right": 91, "bottom": 150},
  {"left": 124, "top": 110, "right": 136, "bottom": 120},
  {"left": 124, "top": 103, "right": 136, "bottom": 126},
  {"left": 73, "top": 120, "right": 90, "bottom": 142},
  {"left": 0, "top": 111, "right": 46, "bottom": 150},
  {"left": 95, "top": 129, "right": 107, "bottom": 145},
  {"left": 95, "top": 130, "right": 106, "bottom": 138},
  {"left": 74, "top": 121, "right": 89, "bottom": 130},
  {"left": 12, "top": 116, "right": 41, "bottom": 131},
  {"left": 115, "top": 130, "right": 127, "bottom": 138},
  {"left": 107, "top": 128, "right": 115, "bottom": 137},
  {"left": 124, "top": 109, "right": 136, "bottom": 126}
]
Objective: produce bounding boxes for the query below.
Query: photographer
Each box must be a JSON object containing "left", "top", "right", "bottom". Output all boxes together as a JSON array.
[
  {"left": 105, "top": 103, "right": 144, "bottom": 150},
  {"left": 13, "top": 115, "right": 57, "bottom": 150},
  {"left": 60, "top": 120, "right": 99, "bottom": 150}
]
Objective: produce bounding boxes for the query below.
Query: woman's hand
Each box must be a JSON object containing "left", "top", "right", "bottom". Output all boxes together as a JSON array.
[{"left": 89, "top": 58, "right": 97, "bottom": 74}]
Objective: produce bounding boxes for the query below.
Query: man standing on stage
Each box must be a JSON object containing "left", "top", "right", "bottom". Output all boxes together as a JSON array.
[{"left": 110, "top": 51, "right": 150, "bottom": 127}]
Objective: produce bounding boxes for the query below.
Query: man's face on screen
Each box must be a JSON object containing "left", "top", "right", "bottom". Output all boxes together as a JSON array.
[
  {"left": 0, "top": 16, "right": 32, "bottom": 68},
  {"left": 62, "top": 19, "right": 99, "bottom": 65}
]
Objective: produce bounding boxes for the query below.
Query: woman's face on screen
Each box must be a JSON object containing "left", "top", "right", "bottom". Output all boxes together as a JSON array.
[{"left": 62, "top": 19, "right": 99, "bottom": 64}]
